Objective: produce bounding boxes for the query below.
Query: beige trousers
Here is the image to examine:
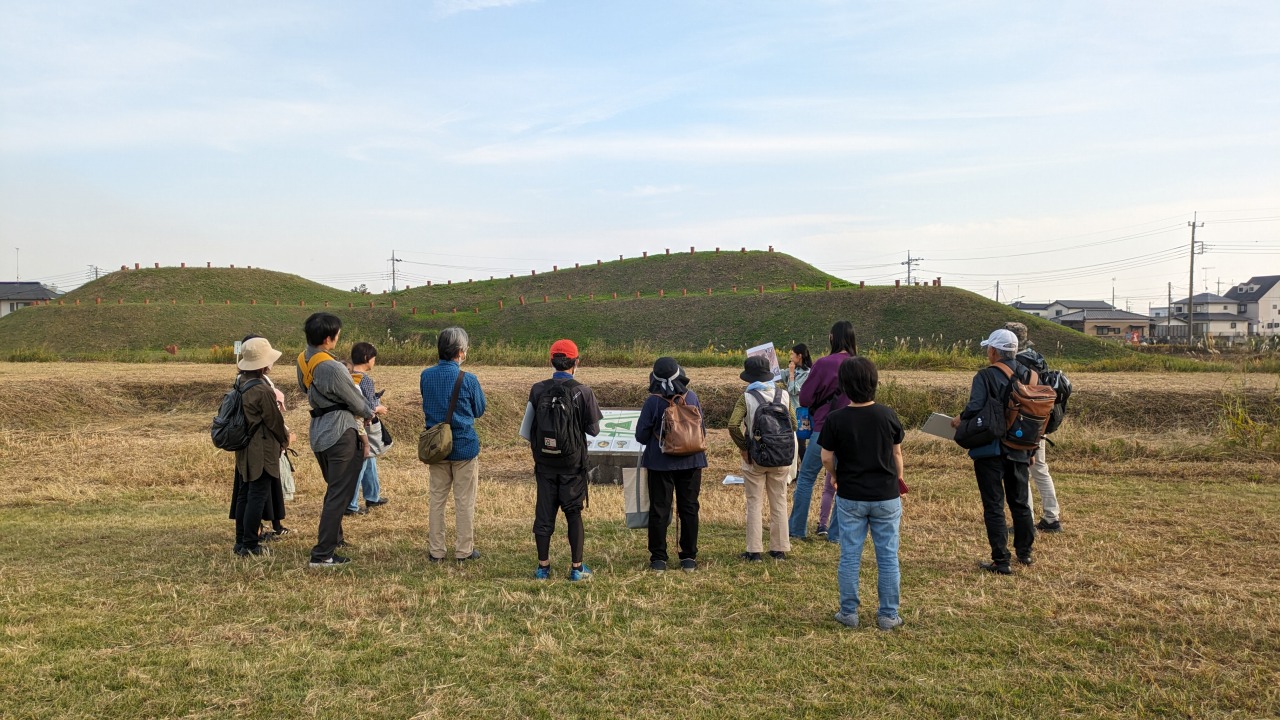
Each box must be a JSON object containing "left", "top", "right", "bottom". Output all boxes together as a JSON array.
[
  {"left": 428, "top": 458, "right": 479, "bottom": 559},
  {"left": 742, "top": 460, "right": 792, "bottom": 554},
  {"left": 1028, "top": 440, "right": 1061, "bottom": 523}
]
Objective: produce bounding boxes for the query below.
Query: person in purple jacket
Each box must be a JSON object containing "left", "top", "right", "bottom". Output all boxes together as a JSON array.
[
  {"left": 789, "top": 320, "right": 859, "bottom": 541},
  {"left": 635, "top": 357, "right": 708, "bottom": 572}
]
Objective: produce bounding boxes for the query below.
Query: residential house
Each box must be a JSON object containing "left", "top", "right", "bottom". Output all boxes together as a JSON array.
[
  {"left": 1009, "top": 301, "right": 1051, "bottom": 318},
  {"left": 1043, "top": 300, "right": 1115, "bottom": 319},
  {"left": 1224, "top": 275, "right": 1280, "bottom": 336},
  {"left": 1052, "top": 308, "right": 1151, "bottom": 341},
  {"left": 1171, "top": 292, "right": 1236, "bottom": 316},
  {"left": 0, "top": 282, "right": 60, "bottom": 318}
]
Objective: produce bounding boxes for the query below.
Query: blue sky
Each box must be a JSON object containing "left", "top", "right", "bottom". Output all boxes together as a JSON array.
[{"left": 1, "top": 0, "right": 1277, "bottom": 309}]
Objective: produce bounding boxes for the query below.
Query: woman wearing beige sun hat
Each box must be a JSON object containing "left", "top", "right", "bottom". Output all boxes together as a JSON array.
[{"left": 231, "top": 337, "right": 294, "bottom": 557}]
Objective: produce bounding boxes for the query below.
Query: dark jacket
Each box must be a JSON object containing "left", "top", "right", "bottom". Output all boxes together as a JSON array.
[
  {"left": 635, "top": 390, "right": 709, "bottom": 472},
  {"left": 235, "top": 380, "right": 290, "bottom": 481},
  {"left": 528, "top": 374, "right": 603, "bottom": 473},
  {"left": 960, "top": 358, "right": 1032, "bottom": 464}
]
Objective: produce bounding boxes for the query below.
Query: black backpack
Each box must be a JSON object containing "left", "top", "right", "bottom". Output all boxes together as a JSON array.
[
  {"left": 211, "top": 377, "right": 264, "bottom": 451},
  {"left": 746, "top": 389, "right": 796, "bottom": 468},
  {"left": 534, "top": 379, "right": 585, "bottom": 466},
  {"left": 1040, "top": 369, "right": 1072, "bottom": 434}
]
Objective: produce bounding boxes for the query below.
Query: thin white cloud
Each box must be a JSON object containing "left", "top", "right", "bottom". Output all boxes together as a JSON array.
[
  {"left": 625, "top": 185, "right": 686, "bottom": 198},
  {"left": 434, "top": 0, "right": 539, "bottom": 17},
  {"left": 452, "top": 132, "right": 916, "bottom": 164}
]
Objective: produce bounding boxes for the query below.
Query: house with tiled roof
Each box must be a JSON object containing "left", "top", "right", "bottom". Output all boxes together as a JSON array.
[
  {"left": 1009, "top": 301, "right": 1051, "bottom": 318},
  {"left": 1052, "top": 308, "right": 1151, "bottom": 341},
  {"left": 0, "top": 282, "right": 60, "bottom": 318},
  {"left": 1225, "top": 275, "right": 1280, "bottom": 336},
  {"left": 1044, "top": 300, "right": 1114, "bottom": 319}
]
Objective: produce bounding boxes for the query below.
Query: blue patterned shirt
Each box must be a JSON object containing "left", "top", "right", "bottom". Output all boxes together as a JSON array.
[{"left": 420, "top": 360, "right": 486, "bottom": 461}]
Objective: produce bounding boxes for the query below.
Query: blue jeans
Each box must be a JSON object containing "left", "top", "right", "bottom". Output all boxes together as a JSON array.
[
  {"left": 836, "top": 496, "right": 902, "bottom": 619},
  {"left": 349, "top": 457, "right": 381, "bottom": 510},
  {"left": 788, "top": 441, "right": 841, "bottom": 540}
]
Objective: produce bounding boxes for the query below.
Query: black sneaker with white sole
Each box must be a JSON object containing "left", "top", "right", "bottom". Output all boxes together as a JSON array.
[{"left": 309, "top": 554, "right": 351, "bottom": 568}]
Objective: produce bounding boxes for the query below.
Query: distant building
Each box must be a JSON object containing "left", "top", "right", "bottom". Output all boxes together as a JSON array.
[
  {"left": 1171, "top": 292, "right": 1235, "bottom": 316},
  {"left": 1044, "top": 300, "right": 1115, "bottom": 319},
  {"left": 0, "top": 282, "right": 60, "bottom": 318},
  {"left": 1224, "top": 275, "right": 1280, "bottom": 336},
  {"left": 1052, "top": 308, "right": 1150, "bottom": 341},
  {"left": 1009, "top": 301, "right": 1051, "bottom": 318}
]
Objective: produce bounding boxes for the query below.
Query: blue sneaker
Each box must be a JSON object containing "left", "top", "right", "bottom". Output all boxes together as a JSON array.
[
  {"left": 534, "top": 565, "right": 552, "bottom": 580},
  {"left": 568, "top": 564, "right": 593, "bottom": 581}
]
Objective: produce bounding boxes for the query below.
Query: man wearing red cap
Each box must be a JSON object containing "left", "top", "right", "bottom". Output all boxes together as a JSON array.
[{"left": 521, "top": 339, "right": 603, "bottom": 580}]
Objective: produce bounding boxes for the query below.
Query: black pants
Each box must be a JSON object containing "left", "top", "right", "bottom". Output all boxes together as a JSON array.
[
  {"left": 234, "top": 472, "right": 272, "bottom": 551},
  {"left": 647, "top": 468, "right": 701, "bottom": 563},
  {"left": 311, "top": 429, "right": 363, "bottom": 562},
  {"left": 533, "top": 469, "right": 587, "bottom": 564},
  {"left": 973, "top": 455, "right": 1034, "bottom": 563}
]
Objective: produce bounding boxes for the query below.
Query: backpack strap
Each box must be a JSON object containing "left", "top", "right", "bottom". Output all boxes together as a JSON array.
[
  {"left": 440, "top": 371, "right": 466, "bottom": 427},
  {"left": 297, "top": 350, "right": 336, "bottom": 390}
]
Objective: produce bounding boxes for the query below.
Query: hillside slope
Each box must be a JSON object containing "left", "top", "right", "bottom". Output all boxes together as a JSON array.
[
  {"left": 62, "top": 267, "right": 358, "bottom": 304},
  {"left": 1, "top": 288, "right": 1116, "bottom": 362}
]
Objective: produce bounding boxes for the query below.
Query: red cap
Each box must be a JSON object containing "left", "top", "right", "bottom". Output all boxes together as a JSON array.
[{"left": 549, "top": 339, "right": 579, "bottom": 359}]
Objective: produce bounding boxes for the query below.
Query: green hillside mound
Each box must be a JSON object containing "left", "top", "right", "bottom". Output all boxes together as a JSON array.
[
  {"left": 62, "top": 267, "right": 357, "bottom": 305},
  {"left": 393, "top": 250, "right": 852, "bottom": 308},
  {"left": 1, "top": 281, "right": 1118, "bottom": 366}
]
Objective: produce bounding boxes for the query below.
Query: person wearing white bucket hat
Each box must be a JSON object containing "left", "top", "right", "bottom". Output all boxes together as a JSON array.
[
  {"left": 232, "top": 337, "right": 292, "bottom": 557},
  {"left": 950, "top": 328, "right": 1036, "bottom": 574}
]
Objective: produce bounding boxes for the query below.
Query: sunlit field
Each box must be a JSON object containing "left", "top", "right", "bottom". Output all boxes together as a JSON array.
[{"left": 1, "top": 363, "right": 1277, "bottom": 719}]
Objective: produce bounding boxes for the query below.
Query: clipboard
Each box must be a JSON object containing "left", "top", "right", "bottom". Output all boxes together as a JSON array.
[{"left": 920, "top": 413, "right": 956, "bottom": 440}]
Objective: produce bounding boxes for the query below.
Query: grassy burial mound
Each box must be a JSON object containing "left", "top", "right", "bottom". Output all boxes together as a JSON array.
[
  {"left": 2, "top": 251, "right": 1117, "bottom": 362},
  {"left": 1, "top": 362, "right": 1277, "bottom": 719}
]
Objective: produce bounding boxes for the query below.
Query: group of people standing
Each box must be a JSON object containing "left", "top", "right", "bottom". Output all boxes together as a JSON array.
[{"left": 225, "top": 312, "right": 1064, "bottom": 631}]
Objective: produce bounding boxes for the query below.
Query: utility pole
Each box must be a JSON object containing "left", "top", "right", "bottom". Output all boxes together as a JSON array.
[
  {"left": 390, "top": 250, "right": 403, "bottom": 293},
  {"left": 1167, "top": 282, "right": 1173, "bottom": 340},
  {"left": 1111, "top": 277, "right": 1116, "bottom": 308},
  {"left": 14, "top": 247, "right": 18, "bottom": 282},
  {"left": 901, "top": 251, "right": 924, "bottom": 285},
  {"left": 995, "top": 280, "right": 1000, "bottom": 302},
  {"left": 1187, "top": 214, "right": 1204, "bottom": 345}
]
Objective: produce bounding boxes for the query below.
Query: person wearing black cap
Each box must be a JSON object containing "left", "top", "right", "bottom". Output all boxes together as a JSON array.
[
  {"left": 634, "top": 357, "right": 708, "bottom": 572},
  {"left": 728, "top": 356, "right": 796, "bottom": 561},
  {"left": 521, "top": 339, "right": 602, "bottom": 581}
]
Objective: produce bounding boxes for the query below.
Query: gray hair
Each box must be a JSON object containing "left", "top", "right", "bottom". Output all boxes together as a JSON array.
[
  {"left": 437, "top": 326, "right": 469, "bottom": 361},
  {"left": 995, "top": 348, "right": 1017, "bottom": 362}
]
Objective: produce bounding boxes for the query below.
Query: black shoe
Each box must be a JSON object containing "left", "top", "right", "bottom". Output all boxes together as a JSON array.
[
  {"left": 344, "top": 508, "right": 367, "bottom": 516},
  {"left": 740, "top": 552, "right": 763, "bottom": 563},
  {"left": 650, "top": 560, "right": 668, "bottom": 571},
  {"left": 456, "top": 549, "right": 481, "bottom": 562},
  {"left": 337, "top": 539, "right": 353, "bottom": 549},
  {"left": 979, "top": 560, "right": 1013, "bottom": 575},
  {"left": 427, "top": 554, "right": 446, "bottom": 563},
  {"left": 768, "top": 551, "right": 787, "bottom": 560},
  {"left": 366, "top": 498, "right": 389, "bottom": 507},
  {"left": 1016, "top": 553, "right": 1034, "bottom": 566},
  {"left": 1036, "top": 519, "right": 1062, "bottom": 532},
  {"left": 309, "top": 554, "right": 350, "bottom": 568},
  {"left": 680, "top": 558, "right": 697, "bottom": 572}
]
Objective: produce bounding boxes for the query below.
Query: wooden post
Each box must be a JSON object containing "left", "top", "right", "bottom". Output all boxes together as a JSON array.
[
  {"left": 391, "top": 300, "right": 397, "bottom": 309},
  {"left": 180, "top": 263, "right": 186, "bottom": 268},
  {"left": 553, "top": 265, "right": 558, "bottom": 272},
  {"left": 895, "top": 279, "right": 900, "bottom": 288},
  {"left": 224, "top": 300, "right": 230, "bottom": 305},
  {"left": 369, "top": 301, "right": 374, "bottom": 308},
  {"left": 412, "top": 307, "right": 417, "bottom": 315},
  {"left": 859, "top": 281, "right": 865, "bottom": 289},
  {"left": 198, "top": 298, "right": 203, "bottom": 305},
  {"left": 612, "top": 292, "right": 617, "bottom": 299},
  {"left": 96, "top": 297, "right": 101, "bottom": 304},
  {"left": 707, "top": 288, "right": 711, "bottom": 295},
  {"left": 791, "top": 283, "right": 796, "bottom": 291},
  {"left": 758, "top": 285, "right": 764, "bottom": 295},
  {"left": 690, "top": 246, "right": 695, "bottom": 254},
  {"left": 498, "top": 300, "right": 504, "bottom": 309},
  {"left": 826, "top": 280, "right": 831, "bottom": 290},
  {"left": 732, "top": 286, "right": 737, "bottom": 293},
  {"left": 543, "top": 295, "right": 548, "bottom": 303},
  {"left": 665, "top": 248, "right": 669, "bottom": 255},
  {"left": 251, "top": 299, "right": 256, "bottom": 305},
  {"left": 519, "top": 296, "right": 525, "bottom": 305},
  {"left": 682, "top": 288, "right": 687, "bottom": 296},
  {"left": 643, "top": 251, "right": 648, "bottom": 258},
  {"left": 635, "top": 291, "right": 640, "bottom": 298}
]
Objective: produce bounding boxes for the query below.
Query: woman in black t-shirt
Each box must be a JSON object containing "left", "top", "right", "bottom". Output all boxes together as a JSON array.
[{"left": 817, "top": 356, "right": 905, "bottom": 631}]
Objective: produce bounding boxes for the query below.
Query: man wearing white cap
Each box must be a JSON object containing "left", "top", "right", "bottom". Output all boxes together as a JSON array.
[{"left": 950, "top": 328, "right": 1036, "bottom": 574}]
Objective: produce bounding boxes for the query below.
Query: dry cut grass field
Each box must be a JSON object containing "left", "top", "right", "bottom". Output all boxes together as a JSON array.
[{"left": 0, "top": 362, "right": 1277, "bottom": 719}]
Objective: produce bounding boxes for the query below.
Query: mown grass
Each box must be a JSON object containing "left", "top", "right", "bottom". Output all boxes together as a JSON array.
[{"left": 0, "top": 364, "right": 1277, "bottom": 719}]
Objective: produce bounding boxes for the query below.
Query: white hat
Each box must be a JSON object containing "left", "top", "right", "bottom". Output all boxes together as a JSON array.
[
  {"left": 238, "top": 337, "right": 283, "bottom": 371},
  {"left": 980, "top": 328, "right": 1019, "bottom": 353}
]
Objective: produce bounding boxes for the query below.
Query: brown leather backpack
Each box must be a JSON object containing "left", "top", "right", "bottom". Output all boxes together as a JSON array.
[
  {"left": 657, "top": 392, "right": 707, "bottom": 456},
  {"left": 990, "top": 363, "right": 1056, "bottom": 451}
]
